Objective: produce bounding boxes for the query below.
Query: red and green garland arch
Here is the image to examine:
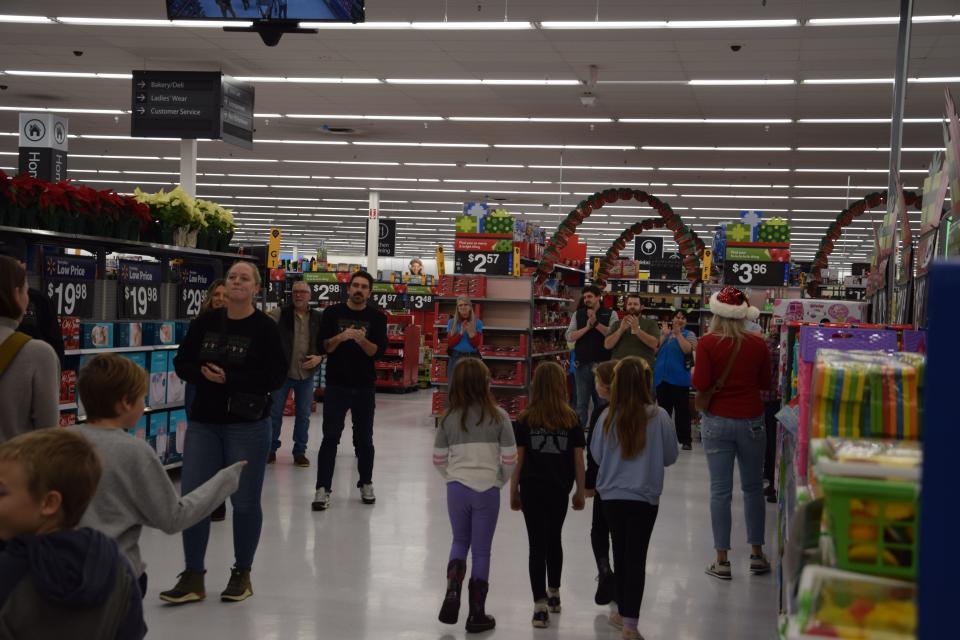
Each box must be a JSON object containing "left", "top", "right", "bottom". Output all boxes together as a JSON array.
[
  {"left": 534, "top": 188, "right": 706, "bottom": 286},
  {"left": 807, "top": 190, "right": 923, "bottom": 296}
]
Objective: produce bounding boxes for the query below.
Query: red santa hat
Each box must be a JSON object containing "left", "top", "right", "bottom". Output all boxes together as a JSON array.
[{"left": 709, "top": 285, "right": 760, "bottom": 320}]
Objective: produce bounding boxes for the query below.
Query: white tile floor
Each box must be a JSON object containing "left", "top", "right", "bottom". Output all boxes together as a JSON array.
[{"left": 140, "top": 391, "right": 779, "bottom": 639}]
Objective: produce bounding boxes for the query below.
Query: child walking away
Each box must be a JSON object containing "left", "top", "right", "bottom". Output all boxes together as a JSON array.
[
  {"left": 0, "top": 429, "right": 147, "bottom": 639},
  {"left": 433, "top": 358, "right": 517, "bottom": 633},
  {"left": 510, "top": 361, "right": 586, "bottom": 629},
  {"left": 585, "top": 361, "right": 617, "bottom": 607},
  {"left": 591, "top": 357, "right": 679, "bottom": 640},
  {"left": 67, "top": 354, "right": 244, "bottom": 599}
]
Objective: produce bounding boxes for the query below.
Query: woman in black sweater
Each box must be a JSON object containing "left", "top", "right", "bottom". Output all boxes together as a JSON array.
[
  {"left": 585, "top": 360, "right": 617, "bottom": 609},
  {"left": 160, "top": 261, "right": 286, "bottom": 605}
]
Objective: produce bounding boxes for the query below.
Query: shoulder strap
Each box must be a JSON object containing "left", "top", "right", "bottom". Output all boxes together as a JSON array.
[
  {"left": 711, "top": 338, "right": 743, "bottom": 393},
  {"left": 0, "top": 332, "right": 32, "bottom": 377}
]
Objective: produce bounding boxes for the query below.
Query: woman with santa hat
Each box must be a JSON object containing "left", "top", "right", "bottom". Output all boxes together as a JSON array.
[{"left": 692, "top": 286, "right": 772, "bottom": 581}]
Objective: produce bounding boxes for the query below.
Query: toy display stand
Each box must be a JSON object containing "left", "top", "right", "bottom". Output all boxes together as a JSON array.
[{"left": 376, "top": 313, "right": 421, "bottom": 392}]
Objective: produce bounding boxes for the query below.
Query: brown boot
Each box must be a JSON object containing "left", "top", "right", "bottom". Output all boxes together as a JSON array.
[{"left": 438, "top": 559, "right": 466, "bottom": 624}]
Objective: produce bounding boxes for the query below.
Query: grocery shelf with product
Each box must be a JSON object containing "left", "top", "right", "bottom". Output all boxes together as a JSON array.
[{"left": 2, "top": 219, "right": 252, "bottom": 472}]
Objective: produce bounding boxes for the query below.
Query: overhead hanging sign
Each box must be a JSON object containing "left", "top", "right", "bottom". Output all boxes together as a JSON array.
[
  {"left": 18, "top": 112, "right": 68, "bottom": 182},
  {"left": 131, "top": 70, "right": 254, "bottom": 148},
  {"left": 267, "top": 227, "right": 282, "bottom": 268},
  {"left": 364, "top": 219, "right": 396, "bottom": 257},
  {"left": 634, "top": 237, "right": 663, "bottom": 267}
]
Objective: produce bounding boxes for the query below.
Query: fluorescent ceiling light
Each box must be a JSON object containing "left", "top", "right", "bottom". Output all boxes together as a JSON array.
[
  {"left": 56, "top": 17, "right": 173, "bottom": 27},
  {"left": 799, "top": 118, "right": 944, "bottom": 124},
  {"left": 385, "top": 78, "right": 579, "bottom": 86},
  {"left": 234, "top": 76, "right": 380, "bottom": 84},
  {"left": 0, "top": 15, "right": 52, "bottom": 23},
  {"left": 405, "top": 162, "right": 457, "bottom": 167},
  {"left": 689, "top": 79, "right": 795, "bottom": 85},
  {"left": 411, "top": 21, "right": 531, "bottom": 30},
  {"left": 283, "top": 160, "right": 398, "bottom": 166},
  {"left": 803, "top": 78, "right": 892, "bottom": 85},
  {"left": 286, "top": 114, "right": 444, "bottom": 121},
  {"left": 254, "top": 113, "right": 282, "bottom": 118},
  {"left": 449, "top": 116, "right": 612, "bottom": 123},
  {"left": 658, "top": 167, "right": 791, "bottom": 172},
  {"left": 799, "top": 147, "right": 942, "bottom": 152},
  {"left": 353, "top": 141, "right": 489, "bottom": 148},
  {"left": 807, "top": 15, "right": 960, "bottom": 26},
  {"left": 494, "top": 144, "right": 635, "bottom": 150},
  {"left": 256, "top": 138, "right": 349, "bottom": 145},
  {"left": 620, "top": 118, "right": 792, "bottom": 124},
  {"left": 672, "top": 183, "right": 789, "bottom": 188},
  {"left": 465, "top": 164, "right": 525, "bottom": 168},
  {"left": 539, "top": 19, "right": 797, "bottom": 29},
  {"left": 642, "top": 145, "right": 792, "bottom": 151},
  {"left": 0, "top": 105, "right": 125, "bottom": 114},
  {"left": 528, "top": 165, "right": 652, "bottom": 170},
  {"left": 4, "top": 69, "right": 131, "bottom": 79},
  {"left": 170, "top": 20, "right": 253, "bottom": 28}
]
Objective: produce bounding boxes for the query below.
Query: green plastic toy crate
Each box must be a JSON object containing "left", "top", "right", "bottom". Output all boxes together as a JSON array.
[{"left": 819, "top": 475, "right": 919, "bottom": 580}]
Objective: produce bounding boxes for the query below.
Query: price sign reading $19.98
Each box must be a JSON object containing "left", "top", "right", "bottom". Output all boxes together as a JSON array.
[
  {"left": 43, "top": 256, "right": 96, "bottom": 318},
  {"left": 118, "top": 260, "right": 162, "bottom": 320}
]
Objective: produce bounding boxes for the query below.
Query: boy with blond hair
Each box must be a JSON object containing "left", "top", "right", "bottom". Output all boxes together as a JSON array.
[
  {"left": 67, "top": 354, "right": 244, "bottom": 599},
  {"left": 0, "top": 428, "right": 146, "bottom": 638}
]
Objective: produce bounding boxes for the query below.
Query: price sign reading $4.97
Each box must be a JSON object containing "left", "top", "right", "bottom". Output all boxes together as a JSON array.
[
  {"left": 43, "top": 256, "right": 96, "bottom": 318},
  {"left": 723, "top": 260, "right": 786, "bottom": 287},
  {"left": 118, "top": 260, "right": 162, "bottom": 320}
]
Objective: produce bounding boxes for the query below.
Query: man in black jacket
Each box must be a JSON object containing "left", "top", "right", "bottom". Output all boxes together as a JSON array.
[
  {"left": 565, "top": 285, "right": 618, "bottom": 429},
  {"left": 266, "top": 280, "right": 324, "bottom": 467},
  {"left": 0, "top": 239, "right": 64, "bottom": 364}
]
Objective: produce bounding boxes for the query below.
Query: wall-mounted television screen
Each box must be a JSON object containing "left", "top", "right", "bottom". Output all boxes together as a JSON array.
[{"left": 166, "top": 0, "right": 365, "bottom": 22}]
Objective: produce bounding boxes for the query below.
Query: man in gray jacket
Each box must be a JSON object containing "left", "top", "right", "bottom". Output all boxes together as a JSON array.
[{"left": 267, "top": 280, "right": 324, "bottom": 467}]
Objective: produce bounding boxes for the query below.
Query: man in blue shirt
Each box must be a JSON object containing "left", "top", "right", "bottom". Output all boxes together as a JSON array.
[{"left": 653, "top": 310, "right": 697, "bottom": 450}]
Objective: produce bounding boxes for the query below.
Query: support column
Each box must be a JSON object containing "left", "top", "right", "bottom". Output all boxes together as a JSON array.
[
  {"left": 367, "top": 191, "right": 380, "bottom": 275},
  {"left": 884, "top": 0, "right": 914, "bottom": 316},
  {"left": 179, "top": 139, "right": 198, "bottom": 197}
]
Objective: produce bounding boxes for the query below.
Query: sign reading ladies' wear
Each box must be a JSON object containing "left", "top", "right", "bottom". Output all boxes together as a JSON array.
[
  {"left": 177, "top": 263, "right": 215, "bottom": 318},
  {"left": 118, "top": 260, "right": 162, "bottom": 320},
  {"left": 43, "top": 256, "right": 95, "bottom": 318}
]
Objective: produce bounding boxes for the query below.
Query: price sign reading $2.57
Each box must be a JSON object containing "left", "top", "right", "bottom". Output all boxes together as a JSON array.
[
  {"left": 43, "top": 256, "right": 96, "bottom": 318},
  {"left": 118, "top": 260, "right": 162, "bottom": 320}
]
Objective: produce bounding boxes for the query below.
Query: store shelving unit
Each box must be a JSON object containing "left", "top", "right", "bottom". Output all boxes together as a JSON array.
[
  {"left": 8, "top": 224, "right": 253, "bottom": 472},
  {"left": 377, "top": 313, "right": 421, "bottom": 392}
]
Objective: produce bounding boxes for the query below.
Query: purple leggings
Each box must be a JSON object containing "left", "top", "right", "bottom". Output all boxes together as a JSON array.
[{"left": 447, "top": 481, "right": 501, "bottom": 581}]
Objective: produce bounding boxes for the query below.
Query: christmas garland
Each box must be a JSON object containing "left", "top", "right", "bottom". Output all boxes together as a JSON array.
[
  {"left": 534, "top": 188, "right": 706, "bottom": 286},
  {"left": 807, "top": 190, "right": 923, "bottom": 296}
]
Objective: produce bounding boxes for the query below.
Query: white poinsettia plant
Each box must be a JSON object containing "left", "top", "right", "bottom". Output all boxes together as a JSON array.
[{"left": 133, "top": 186, "right": 235, "bottom": 232}]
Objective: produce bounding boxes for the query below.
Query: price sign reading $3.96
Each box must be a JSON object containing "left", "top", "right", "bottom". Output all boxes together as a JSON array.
[
  {"left": 722, "top": 260, "right": 786, "bottom": 287},
  {"left": 43, "top": 256, "right": 96, "bottom": 318}
]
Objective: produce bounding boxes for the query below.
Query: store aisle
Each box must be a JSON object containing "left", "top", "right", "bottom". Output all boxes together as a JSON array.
[{"left": 140, "top": 392, "right": 779, "bottom": 640}]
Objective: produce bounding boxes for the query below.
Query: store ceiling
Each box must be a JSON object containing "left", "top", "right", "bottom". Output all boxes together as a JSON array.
[{"left": 1, "top": 0, "right": 958, "bottom": 263}]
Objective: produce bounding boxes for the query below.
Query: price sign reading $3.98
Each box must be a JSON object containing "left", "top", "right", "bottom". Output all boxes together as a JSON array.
[{"left": 43, "top": 256, "right": 96, "bottom": 318}]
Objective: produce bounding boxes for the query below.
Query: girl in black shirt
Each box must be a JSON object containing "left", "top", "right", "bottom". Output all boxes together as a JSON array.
[{"left": 510, "top": 361, "right": 586, "bottom": 628}]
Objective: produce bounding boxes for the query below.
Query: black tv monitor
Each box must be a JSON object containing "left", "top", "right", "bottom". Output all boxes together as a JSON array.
[{"left": 166, "top": 0, "right": 365, "bottom": 22}]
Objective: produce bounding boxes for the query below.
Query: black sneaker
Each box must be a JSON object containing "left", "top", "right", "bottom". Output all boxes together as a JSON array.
[
  {"left": 294, "top": 454, "right": 310, "bottom": 468},
  {"left": 595, "top": 569, "right": 615, "bottom": 605},
  {"left": 220, "top": 567, "right": 252, "bottom": 602},
  {"left": 531, "top": 603, "right": 549, "bottom": 628},
  {"left": 267, "top": 452, "right": 277, "bottom": 464},
  {"left": 546, "top": 592, "right": 561, "bottom": 613},
  {"left": 159, "top": 570, "right": 206, "bottom": 605}
]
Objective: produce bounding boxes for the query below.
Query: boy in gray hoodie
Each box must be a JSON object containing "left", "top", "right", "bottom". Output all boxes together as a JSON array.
[{"left": 68, "top": 354, "right": 244, "bottom": 597}]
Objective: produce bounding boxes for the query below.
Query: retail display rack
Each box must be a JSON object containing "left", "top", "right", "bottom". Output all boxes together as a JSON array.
[
  {"left": 4, "top": 225, "right": 255, "bottom": 471},
  {"left": 429, "top": 274, "right": 575, "bottom": 421}
]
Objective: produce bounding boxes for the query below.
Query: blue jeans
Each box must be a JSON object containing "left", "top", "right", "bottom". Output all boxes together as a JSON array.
[
  {"left": 315, "top": 385, "right": 376, "bottom": 491},
  {"left": 701, "top": 412, "right": 767, "bottom": 551},
  {"left": 574, "top": 362, "right": 600, "bottom": 429},
  {"left": 270, "top": 376, "right": 315, "bottom": 456},
  {"left": 181, "top": 418, "right": 271, "bottom": 571}
]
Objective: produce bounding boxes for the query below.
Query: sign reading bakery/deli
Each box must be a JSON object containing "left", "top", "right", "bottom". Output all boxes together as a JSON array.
[{"left": 454, "top": 234, "right": 513, "bottom": 275}]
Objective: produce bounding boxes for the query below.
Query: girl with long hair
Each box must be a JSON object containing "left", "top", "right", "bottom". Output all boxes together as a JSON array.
[
  {"left": 692, "top": 286, "right": 772, "bottom": 580},
  {"left": 433, "top": 358, "right": 516, "bottom": 634},
  {"left": 591, "top": 356, "right": 678, "bottom": 640},
  {"left": 509, "top": 361, "right": 586, "bottom": 628},
  {"left": 585, "top": 360, "right": 617, "bottom": 607}
]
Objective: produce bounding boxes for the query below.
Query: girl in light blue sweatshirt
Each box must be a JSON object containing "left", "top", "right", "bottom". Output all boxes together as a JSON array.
[{"left": 591, "top": 356, "right": 678, "bottom": 640}]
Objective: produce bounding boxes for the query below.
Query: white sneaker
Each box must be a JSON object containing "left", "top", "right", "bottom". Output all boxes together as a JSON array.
[
  {"left": 311, "top": 488, "right": 330, "bottom": 511},
  {"left": 360, "top": 483, "right": 376, "bottom": 505},
  {"left": 608, "top": 610, "right": 623, "bottom": 629}
]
